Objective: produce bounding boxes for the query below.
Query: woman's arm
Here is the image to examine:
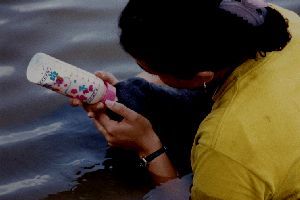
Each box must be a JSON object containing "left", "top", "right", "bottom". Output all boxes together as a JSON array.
[{"left": 93, "top": 100, "right": 178, "bottom": 184}]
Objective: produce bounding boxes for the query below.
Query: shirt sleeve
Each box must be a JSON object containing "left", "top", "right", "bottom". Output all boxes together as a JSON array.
[
  {"left": 191, "top": 144, "right": 272, "bottom": 200},
  {"left": 144, "top": 174, "right": 193, "bottom": 200}
]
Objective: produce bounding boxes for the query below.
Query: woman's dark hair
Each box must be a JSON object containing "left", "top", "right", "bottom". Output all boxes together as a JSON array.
[{"left": 118, "top": 0, "right": 291, "bottom": 78}]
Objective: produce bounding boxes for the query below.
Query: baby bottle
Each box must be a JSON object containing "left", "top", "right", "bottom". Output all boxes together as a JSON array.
[{"left": 26, "top": 53, "right": 117, "bottom": 104}]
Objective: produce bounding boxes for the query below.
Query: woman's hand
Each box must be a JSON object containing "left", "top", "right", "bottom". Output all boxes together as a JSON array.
[
  {"left": 91, "top": 100, "right": 178, "bottom": 183},
  {"left": 70, "top": 70, "right": 161, "bottom": 154},
  {"left": 95, "top": 100, "right": 162, "bottom": 156}
]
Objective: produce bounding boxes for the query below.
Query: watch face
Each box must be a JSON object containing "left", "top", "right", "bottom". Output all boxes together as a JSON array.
[{"left": 137, "top": 158, "right": 147, "bottom": 168}]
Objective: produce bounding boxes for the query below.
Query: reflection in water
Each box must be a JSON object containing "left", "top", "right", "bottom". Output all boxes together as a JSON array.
[
  {"left": 45, "top": 169, "right": 151, "bottom": 200},
  {"left": 0, "top": 122, "right": 62, "bottom": 146},
  {"left": 0, "top": 175, "right": 51, "bottom": 196},
  {"left": 10, "top": 0, "right": 125, "bottom": 13},
  {"left": 0, "top": 66, "right": 15, "bottom": 77},
  {"left": 0, "top": 19, "right": 9, "bottom": 26},
  {"left": 10, "top": 1, "right": 73, "bottom": 12},
  {"left": 70, "top": 30, "right": 118, "bottom": 43}
]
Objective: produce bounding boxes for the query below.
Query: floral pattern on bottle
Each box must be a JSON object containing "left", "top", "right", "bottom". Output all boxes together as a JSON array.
[{"left": 41, "top": 68, "right": 102, "bottom": 103}]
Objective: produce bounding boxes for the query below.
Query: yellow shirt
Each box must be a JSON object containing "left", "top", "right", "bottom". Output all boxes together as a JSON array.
[{"left": 191, "top": 5, "right": 300, "bottom": 200}]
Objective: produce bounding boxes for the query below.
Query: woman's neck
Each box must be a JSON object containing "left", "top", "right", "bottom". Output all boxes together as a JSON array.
[{"left": 206, "top": 67, "right": 235, "bottom": 97}]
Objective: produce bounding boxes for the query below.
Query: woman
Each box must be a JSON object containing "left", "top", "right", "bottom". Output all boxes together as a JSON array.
[{"left": 72, "top": 0, "right": 300, "bottom": 199}]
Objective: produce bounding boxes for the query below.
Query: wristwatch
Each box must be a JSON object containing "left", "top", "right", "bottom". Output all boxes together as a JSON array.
[{"left": 138, "top": 146, "right": 167, "bottom": 168}]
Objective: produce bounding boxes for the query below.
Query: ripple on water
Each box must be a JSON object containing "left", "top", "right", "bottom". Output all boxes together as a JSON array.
[
  {"left": 10, "top": 1, "right": 75, "bottom": 12},
  {"left": 0, "top": 66, "right": 15, "bottom": 78},
  {"left": 0, "top": 19, "right": 9, "bottom": 26},
  {"left": 71, "top": 30, "right": 118, "bottom": 43},
  {"left": 0, "top": 122, "right": 63, "bottom": 146},
  {"left": 0, "top": 175, "right": 51, "bottom": 196},
  {"left": 9, "top": 0, "right": 127, "bottom": 13}
]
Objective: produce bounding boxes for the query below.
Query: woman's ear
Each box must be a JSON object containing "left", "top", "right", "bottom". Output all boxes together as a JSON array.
[{"left": 195, "top": 71, "right": 214, "bottom": 83}]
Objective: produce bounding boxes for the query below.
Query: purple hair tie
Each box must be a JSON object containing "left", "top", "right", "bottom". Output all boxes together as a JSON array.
[{"left": 219, "top": 0, "right": 268, "bottom": 26}]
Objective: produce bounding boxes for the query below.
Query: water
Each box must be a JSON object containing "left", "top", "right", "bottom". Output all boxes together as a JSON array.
[
  {"left": 0, "top": 0, "right": 299, "bottom": 199},
  {"left": 0, "top": 0, "right": 148, "bottom": 199}
]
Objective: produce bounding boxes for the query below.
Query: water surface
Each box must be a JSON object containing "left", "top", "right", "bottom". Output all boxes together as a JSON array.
[
  {"left": 0, "top": 0, "right": 148, "bottom": 199},
  {"left": 0, "top": 0, "right": 299, "bottom": 199}
]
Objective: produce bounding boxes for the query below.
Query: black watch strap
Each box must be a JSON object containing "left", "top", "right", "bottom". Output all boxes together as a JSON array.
[{"left": 138, "top": 146, "right": 167, "bottom": 168}]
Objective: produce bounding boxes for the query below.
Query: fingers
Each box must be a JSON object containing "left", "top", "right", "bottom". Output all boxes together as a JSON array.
[
  {"left": 86, "top": 102, "right": 104, "bottom": 118},
  {"left": 70, "top": 98, "right": 105, "bottom": 119},
  {"left": 83, "top": 102, "right": 105, "bottom": 113},
  {"left": 95, "top": 71, "right": 118, "bottom": 85},
  {"left": 105, "top": 100, "right": 141, "bottom": 122},
  {"left": 98, "top": 112, "right": 119, "bottom": 131},
  {"left": 70, "top": 98, "right": 82, "bottom": 107},
  {"left": 70, "top": 96, "right": 120, "bottom": 147},
  {"left": 97, "top": 113, "right": 122, "bottom": 147},
  {"left": 92, "top": 119, "right": 112, "bottom": 144},
  {"left": 87, "top": 112, "right": 95, "bottom": 118},
  {"left": 69, "top": 98, "right": 104, "bottom": 111}
]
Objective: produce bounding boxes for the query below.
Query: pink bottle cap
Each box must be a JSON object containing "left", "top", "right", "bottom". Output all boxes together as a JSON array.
[{"left": 101, "top": 82, "right": 117, "bottom": 102}]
